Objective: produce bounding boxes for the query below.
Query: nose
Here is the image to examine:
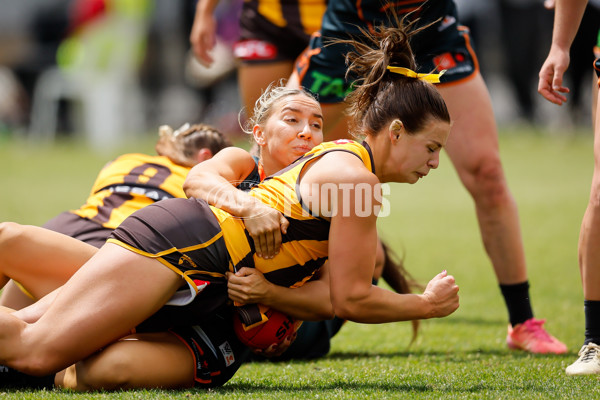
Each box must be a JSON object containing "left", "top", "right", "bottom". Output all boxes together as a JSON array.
[
  {"left": 428, "top": 153, "right": 440, "bottom": 169},
  {"left": 297, "top": 123, "right": 312, "bottom": 139}
]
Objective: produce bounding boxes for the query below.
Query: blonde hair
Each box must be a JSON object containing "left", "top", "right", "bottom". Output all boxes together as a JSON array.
[
  {"left": 241, "top": 80, "right": 319, "bottom": 135},
  {"left": 155, "top": 123, "right": 231, "bottom": 167}
]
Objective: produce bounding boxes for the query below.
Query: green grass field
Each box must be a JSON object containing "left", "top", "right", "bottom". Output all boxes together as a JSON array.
[{"left": 0, "top": 128, "right": 599, "bottom": 399}]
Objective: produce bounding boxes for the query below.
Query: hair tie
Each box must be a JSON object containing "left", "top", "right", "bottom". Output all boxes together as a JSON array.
[{"left": 386, "top": 66, "right": 446, "bottom": 84}]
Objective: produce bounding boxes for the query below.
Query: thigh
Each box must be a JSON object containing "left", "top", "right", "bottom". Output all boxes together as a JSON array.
[
  {"left": 437, "top": 73, "right": 502, "bottom": 184},
  {"left": 0, "top": 223, "right": 98, "bottom": 299},
  {"left": 59, "top": 332, "right": 194, "bottom": 390},
  {"left": 27, "top": 243, "right": 183, "bottom": 372}
]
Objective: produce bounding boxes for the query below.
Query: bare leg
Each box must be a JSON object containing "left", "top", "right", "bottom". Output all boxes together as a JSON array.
[
  {"left": 0, "top": 243, "right": 181, "bottom": 375},
  {"left": 0, "top": 281, "right": 35, "bottom": 310},
  {"left": 0, "top": 223, "right": 97, "bottom": 300},
  {"left": 579, "top": 85, "right": 600, "bottom": 301},
  {"left": 439, "top": 74, "right": 527, "bottom": 284},
  {"left": 56, "top": 332, "right": 194, "bottom": 390}
]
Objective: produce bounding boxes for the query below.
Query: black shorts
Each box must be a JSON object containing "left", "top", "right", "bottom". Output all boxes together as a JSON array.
[
  {"left": 43, "top": 211, "right": 112, "bottom": 248},
  {"left": 170, "top": 307, "right": 251, "bottom": 388},
  {"left": 108, "top": 197, "right": 231, "bottom": 329},
  {"left": 234, "top": 1, "right": 323, "bottom": 63},
  {"left": 295, "top": 7, "right": 478, "bottom": 103}
]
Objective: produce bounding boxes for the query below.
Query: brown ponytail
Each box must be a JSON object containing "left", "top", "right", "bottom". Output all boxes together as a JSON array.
[
  {"left": 331, "top": 11, "right": 450, "bottom": 138},
  {"left": 380, "top": 240, "right": 424, "bottom": 345}
]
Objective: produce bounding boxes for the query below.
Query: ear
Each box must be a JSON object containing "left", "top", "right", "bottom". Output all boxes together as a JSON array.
[
  {"left": 252, "top": 125, "right": 266, "bottom": 146},
  {"left": 388, "top": 119, "right": 404, "bottom": 142},
  {"left": 195, "top": 148, "right": 213, "bottom": 163}
]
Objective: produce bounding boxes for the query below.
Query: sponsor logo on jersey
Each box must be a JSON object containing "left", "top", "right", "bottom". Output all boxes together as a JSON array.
[
  {"left": 307, "top": 71, "right": 353, "bottom": 100},
  {"left": 219, "top": 341, "right": 235, "bottom": 367},
  {"left": 178, "top": 254, "right": 198, "bottom": 269},
  {"left": 433, "top": 52, "right": 473, "bottom": 76},
  {"left": 233, "top": 40, "right": 278, "bottom": 60},
  {"left": 108, "top": 185, "right": 171, "bottom": 201}
]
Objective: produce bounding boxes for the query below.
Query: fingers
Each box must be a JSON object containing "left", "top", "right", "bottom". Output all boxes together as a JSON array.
[
  {"left": 280, "top": 215, "right": 289, "bottom": 235},
  {"left": 253, "top": 229, "right": 282, "bottom": 259}
]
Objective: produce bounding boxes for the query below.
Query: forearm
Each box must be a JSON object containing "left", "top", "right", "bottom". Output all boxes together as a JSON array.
[
  {"left": 195, "top": 0, "right": 219, "bottom": 18},
  {"left": 184, "top": 172, "right": 261, "bottom": 217},
  {"left": 551, "top": 0, "right": 587, "bottom": 51},
  {"left": 332, "top": 285, "right": 434, "bottom": 324},
  {"left": 262, "top": 281, "right": 334, "bottom": 321}
]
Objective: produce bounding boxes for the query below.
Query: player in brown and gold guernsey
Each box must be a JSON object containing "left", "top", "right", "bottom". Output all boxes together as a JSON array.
[
  {"left": 0, "top": 123, "right": 231, "bottom": 311},
  {"left": 0, "top": 16, "right": 458, "bottom": 389}
]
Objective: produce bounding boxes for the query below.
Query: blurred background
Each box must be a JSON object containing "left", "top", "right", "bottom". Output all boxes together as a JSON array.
[{"left": 0, "top": 0, "right": 598, "bottom": 153}]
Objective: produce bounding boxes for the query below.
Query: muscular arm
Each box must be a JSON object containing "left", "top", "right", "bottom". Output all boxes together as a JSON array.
[
  {"left": 538, "top": 0, "right": 588, "bottom": 104},
  {"left": 184, "top": 147, "right": 289, "bottom": 258},
  {"left": 227, "top": 265, "right": 334, "bottom": 321},
  {"left": 184, "top": 146, "right": 259, "bottom": 214},
  {"left": 302, "top": 152, "right": 459, "bottom": 323}
]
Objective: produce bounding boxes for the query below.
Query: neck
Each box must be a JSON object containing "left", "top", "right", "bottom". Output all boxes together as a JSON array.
[
  {"left": 363, "top": 136, "right": 387, "bottom": 182},
  {"left": 259, "top": 157, "right": 284, "bottom": 177}
]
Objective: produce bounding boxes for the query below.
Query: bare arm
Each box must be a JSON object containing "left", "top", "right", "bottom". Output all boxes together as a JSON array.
[
  {"left": 302, "top": 152, "right": 459, "bottom": 323},
  {"left": 538, "top": 0, "right": 588, "bottom": 105},
  {"left": 189, "top": 0, "right": 220, "bottom": 66},
  {"left": 226, "top": 265, "right": 334, "bottom": 321},
  {"left": 184, "top": 147, "right": 289, "bottom": 258}
]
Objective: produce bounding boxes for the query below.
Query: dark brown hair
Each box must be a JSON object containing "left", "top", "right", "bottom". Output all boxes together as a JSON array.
[
  {"left": 379, "top": 240, "right": 423, "bottom": 344},
  {"left": 337, "top": 14, "right": 450, "bottom": 138}
]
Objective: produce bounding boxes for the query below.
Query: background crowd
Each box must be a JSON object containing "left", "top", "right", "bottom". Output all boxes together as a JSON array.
[{"left": 0, "top": 0, "right": 598, "bottom": 152}]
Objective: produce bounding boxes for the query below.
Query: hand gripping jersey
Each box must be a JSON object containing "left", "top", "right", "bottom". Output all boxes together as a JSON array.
[
  {"left": 107, "top": 141, "right": 373, "bottom": 387},
  {"left": 108, "top": 140, "right": 374, "bottom": 327},
  {"left": 216, "top": 140, "right": 373, "bottom": 285},
  {"left": 212, "top": 140, "right": 375, "bottom": 326}
]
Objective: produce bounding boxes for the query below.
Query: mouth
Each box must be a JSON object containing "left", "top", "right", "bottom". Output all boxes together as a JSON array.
[
  {"left": 294, "top": 146, "right": 312, "bottom": 154},
  {"left": 416, "top": 172, "right": 427, "bottom": 179}
]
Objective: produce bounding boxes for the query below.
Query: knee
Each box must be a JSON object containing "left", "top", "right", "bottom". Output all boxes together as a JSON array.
[
  {"left": 0, "top": 222, "right": 24, "bottom": 250},
  {"left": 12, "top": 352, "right": 65, "bottom": 377},
  {"left": 464, "top": 160, "right": 511, "bottom": 208}
]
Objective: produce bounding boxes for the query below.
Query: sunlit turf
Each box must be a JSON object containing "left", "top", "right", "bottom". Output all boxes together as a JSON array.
[{"left": 0, "top": 128, "right": 598, "bottom": 398}]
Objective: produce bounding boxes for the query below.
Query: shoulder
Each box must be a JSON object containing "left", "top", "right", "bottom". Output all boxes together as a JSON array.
[
  {"left": 306, "top": 148, "right": 378, "bottom": 187},
  {"left": 211, "top": 147, "right": 255, "bottom": 165}
]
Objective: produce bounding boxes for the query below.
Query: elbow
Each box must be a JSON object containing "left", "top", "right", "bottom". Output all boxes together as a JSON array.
[
  {"left": 330, "top": 296, "right": 363, "bottom": 322},
  {"left": 316, "top": 306, "right": 335, "bottom": 321}
]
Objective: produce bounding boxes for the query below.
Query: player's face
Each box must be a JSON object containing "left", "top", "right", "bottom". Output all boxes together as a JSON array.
[
  {"left": 257, "top": 94, "right": 324, "bottom": 171},
  {"left": 386, "top": 118, "right": 450, "bottom": 184}
]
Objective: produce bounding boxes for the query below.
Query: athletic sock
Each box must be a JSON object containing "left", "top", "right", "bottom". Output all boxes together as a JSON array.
[
  {"left": 584, "top": 300, "right": 600, "bottom": 345},
  {"left": 0, "top": 365, "right": 54, "bottom": 389},
  {"left": 499, "top": 281, "right": 534, "bottom": 327}
]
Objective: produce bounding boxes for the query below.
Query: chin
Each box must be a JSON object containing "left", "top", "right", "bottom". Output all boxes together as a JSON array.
[{"left": 408, "top": 176, "right": 420, "bottom": 184}]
